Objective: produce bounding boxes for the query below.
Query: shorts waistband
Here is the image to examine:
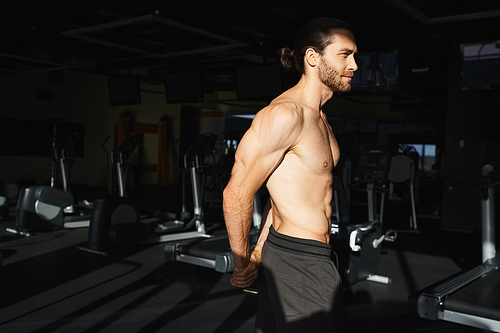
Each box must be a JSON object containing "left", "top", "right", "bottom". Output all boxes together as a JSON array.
[{"left": 266, "top": 225, "right": 332, "bottom": 259}]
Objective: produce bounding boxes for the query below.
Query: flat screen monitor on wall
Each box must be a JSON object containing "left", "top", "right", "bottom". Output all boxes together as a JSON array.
[
  {"left": 165, "top": 71, "right": 204, "bottom": 104},
  {"left": 351, "top": 50, "right": 398, "bottom": 93},
  {"left": 237, "top": 63, "right": 283, "bottom": 101},
  {"left": 461, "top": 40, "right": 500, "bottom": 90},
  {"left": 107, "top": 75, "right": 142, "bottom": 106}
]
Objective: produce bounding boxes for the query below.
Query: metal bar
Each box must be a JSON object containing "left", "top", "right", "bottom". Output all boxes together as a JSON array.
[{"left": 442, "top": 310, "right": 500, "bottom": 332}]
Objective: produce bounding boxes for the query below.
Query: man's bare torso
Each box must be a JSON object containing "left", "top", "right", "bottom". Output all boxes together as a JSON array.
[{"left": 265, "top": 94, "right": 339, "bottom": 244}]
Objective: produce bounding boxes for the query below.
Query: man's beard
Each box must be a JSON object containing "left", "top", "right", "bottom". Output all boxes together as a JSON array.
[{"left": 318, "top": 58, "right": 352, "bottom": 93}]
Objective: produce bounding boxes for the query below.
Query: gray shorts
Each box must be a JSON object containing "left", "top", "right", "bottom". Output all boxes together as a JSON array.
[{"left": 255, "top": 225, "right": 345, "bottom": 333}]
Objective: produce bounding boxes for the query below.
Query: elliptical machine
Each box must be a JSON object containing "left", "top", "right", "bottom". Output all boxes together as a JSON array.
[
  {"left": 7, "top": 120, "right": 78, "bottom": 235},
  {"left": 79, "top": 133, "right": 217, "bottom": 255}
]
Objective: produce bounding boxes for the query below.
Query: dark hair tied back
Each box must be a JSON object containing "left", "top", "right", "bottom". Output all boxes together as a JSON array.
[{"left": 279, "top": 47, "right": 297, "bottom": 73}]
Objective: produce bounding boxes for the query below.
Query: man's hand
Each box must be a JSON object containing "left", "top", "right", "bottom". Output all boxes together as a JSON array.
[{"left": 230, "top": 250, "right": 261, "bottom": 288}]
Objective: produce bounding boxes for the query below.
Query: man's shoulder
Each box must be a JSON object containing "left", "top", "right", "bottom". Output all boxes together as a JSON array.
[
  {"left": 256, "top": 101, "right": 302, "bottom": 126},
  {"left": 246, "top": 99, "right": 305, "bottom": 140},
  {"left": 262, "top": 94, "right": 306, "bottom": 117}
]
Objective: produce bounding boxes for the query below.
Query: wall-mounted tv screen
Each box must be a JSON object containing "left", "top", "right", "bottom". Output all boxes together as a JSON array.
[
  {"left": 351, "top": 50, "right": 398, "bottom": 93},
  {"left": 165, "top": 71, "right": 204, "bottom": 104},
  {"left": 461, "top": 40, "right": 500, "bottom": 90},
  {"left": 107, "top": 75, "right": 142, "bottom": 106},
  {"left": 237, "top": 63, "right": 283, "bottom": 101}
]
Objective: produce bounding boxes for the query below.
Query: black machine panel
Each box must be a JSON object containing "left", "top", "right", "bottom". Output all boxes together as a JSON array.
[{"left": 353, "top": 150, "right": 391, "bottom": 186}]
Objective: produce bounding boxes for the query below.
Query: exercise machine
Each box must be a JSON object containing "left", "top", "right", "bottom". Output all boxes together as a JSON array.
[
  {"left": 349, "top": 150, "right": 391, "bottom": 224},
  {"left": 331, "top": 172, "right": 391, "bottom": 286},
  {"left": 330, "top": 150, "right": 396, "bottom": 285},
  {"left": 78, "top": 133, "right": 217, "bottom": 255},
  {"left": 165, "top": 170, "right": 389, "bottom": 287},
  {"left": 110, "top": 131, "right": 141, "bottom": 198},
  {"left": 164, "top": 189, "right": 264, "bottom": 272},
  {"left": 7, "top": 185, "right": 74, "bottom": 235},
  {"left": 417, "top": 157, "right": 500, "bottom": 331},
  {"left": 346, "top": 150, "right": 398, "bottom": 244},
  {"left": 8, "top": 120, "right": 91, "bottom": 234},
  {"left": 48, "top": 119, "right": 78, "bottom": 197}
]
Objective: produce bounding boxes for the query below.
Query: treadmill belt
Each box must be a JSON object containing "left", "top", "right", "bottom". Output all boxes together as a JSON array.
[{"left": 444, "top": 270, "right": 500, "bottom": 321}]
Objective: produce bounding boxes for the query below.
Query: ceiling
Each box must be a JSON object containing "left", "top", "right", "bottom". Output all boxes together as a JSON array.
[{"left": 1, "top": 0, "right": 499, "bottom": 93}]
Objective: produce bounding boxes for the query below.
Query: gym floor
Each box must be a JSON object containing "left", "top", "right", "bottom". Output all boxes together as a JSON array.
[{"left": 0, "top": 185, "right": 491, "bottom": 333}]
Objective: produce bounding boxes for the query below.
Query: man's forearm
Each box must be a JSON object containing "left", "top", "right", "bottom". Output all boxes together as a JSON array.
[{"left": 223, "top": 187, "right": 255, "bottom": 269}]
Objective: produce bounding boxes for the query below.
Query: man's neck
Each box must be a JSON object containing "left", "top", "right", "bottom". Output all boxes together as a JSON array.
[{"left": 294, "top": 74, "right": 334, "bottom": 111}]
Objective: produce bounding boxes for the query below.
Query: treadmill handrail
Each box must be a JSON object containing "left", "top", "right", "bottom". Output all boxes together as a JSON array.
[{"left": 423, "top": 265, "right": 494, "bottom": 298}]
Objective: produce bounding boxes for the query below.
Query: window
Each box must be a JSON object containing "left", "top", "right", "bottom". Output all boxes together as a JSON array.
[{"left": 399, "top": 143, "right": 436, "bottom": 171}]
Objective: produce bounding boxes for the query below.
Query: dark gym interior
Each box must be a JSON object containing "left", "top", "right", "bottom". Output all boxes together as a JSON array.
[{"left": 1, "top": 1, "right": 500, "bottom": 332}]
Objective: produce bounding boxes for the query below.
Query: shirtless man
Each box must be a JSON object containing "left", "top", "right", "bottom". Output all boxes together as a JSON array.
[{"left": 223, "top": 17, "right": 357, "bottom": 332}]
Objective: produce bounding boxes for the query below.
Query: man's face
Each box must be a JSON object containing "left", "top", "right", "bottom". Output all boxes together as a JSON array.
[{"left": 318, "top": 29, "right": 358, "bottom": 93}]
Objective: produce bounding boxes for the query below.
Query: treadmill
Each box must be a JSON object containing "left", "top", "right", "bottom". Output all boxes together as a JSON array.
[
  {"left": 417, "top": 160, "right": 500, "bottom": 332},
  {"left": 164, "top": 189, "right": 264, "bottom": 273},
  {"left": 165, "top": 169, "right": 389, "bottom": 285}
]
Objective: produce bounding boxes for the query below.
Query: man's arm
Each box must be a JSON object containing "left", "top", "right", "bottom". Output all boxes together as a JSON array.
[
  {"left": 229, "top": 198, "right": 273, "bottom": 287},
  {"left": 223, "top": 104, "right": 302, "bottom": 288}
]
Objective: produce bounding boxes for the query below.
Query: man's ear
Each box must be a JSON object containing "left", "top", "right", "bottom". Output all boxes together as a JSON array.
[{"left": 305, "top": 48, "right": 319, "bottom": 67}]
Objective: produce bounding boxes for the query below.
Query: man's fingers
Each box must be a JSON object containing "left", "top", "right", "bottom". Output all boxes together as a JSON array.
[
  {"left": 231, "top": 276, "right": 256, "bottom": 288},
  {"left": 231, "top": 270, "right": 258, "bottom": 288}
]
